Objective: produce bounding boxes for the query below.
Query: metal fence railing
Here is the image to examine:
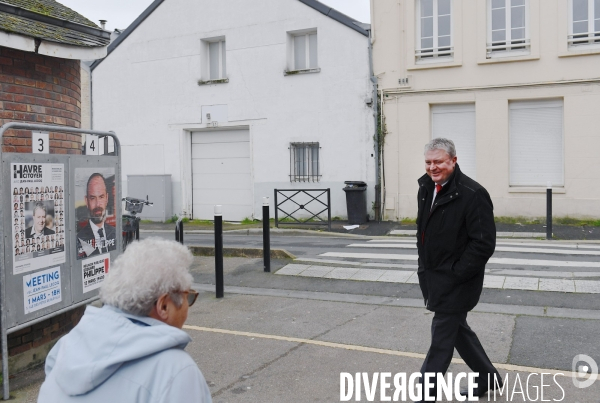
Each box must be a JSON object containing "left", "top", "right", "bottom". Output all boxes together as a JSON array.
[{"left": 274, "top": 188, "right": 331, "bottom": 231}]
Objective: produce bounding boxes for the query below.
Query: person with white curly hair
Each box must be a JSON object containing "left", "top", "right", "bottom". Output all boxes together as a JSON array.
[{"left": 38, "top": 238, "right": 212, "bottom": 403}]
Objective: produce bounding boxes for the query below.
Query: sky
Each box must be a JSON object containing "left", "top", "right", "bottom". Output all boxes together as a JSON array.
[{"left": 58, "top": 0, "right": 371, "bottom": 32}]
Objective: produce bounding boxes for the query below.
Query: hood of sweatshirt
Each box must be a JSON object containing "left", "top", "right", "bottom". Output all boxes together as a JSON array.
[{"left": 47, "top": 304, "right": 191, "bottom": 396}]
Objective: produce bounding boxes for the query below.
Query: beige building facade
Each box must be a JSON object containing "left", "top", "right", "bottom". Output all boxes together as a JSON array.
[{"left": 372, "top": 0, "right": 600, "bottom": 220}]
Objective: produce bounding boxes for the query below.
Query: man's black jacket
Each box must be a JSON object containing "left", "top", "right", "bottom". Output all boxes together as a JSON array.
[{"left": 416, "top": 164, "right": 496, "bottom": 313}]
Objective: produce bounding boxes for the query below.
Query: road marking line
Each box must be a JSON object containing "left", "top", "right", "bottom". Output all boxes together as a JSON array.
[
  {"left": 183, "top": 324, "right": 596, "bottom": 380},
  {"left": 351, "top": 244, "right": 600, "bottom": 256},
  {"left": 320, "top": 252, "right": 600, "bottom": 268},
  {"left": 371, "top": 239, "right": 600, "bottom": 249},
  {"left": 497, "top": 242, "right": 600, "bottom": 250}
]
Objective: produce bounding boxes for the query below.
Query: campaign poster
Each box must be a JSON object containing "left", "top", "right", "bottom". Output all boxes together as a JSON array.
[
  {"left": 11, "top": 163, "right": 66, "bottom": 274},
  {"left": 74, "top": 168, "right": 117, "bottom": 260},
  {"left": 23, "top": 266, "right": 62, "bottom": 315},
  {"left": 82, "top": 253, "right": 110, "bottom": 293}
]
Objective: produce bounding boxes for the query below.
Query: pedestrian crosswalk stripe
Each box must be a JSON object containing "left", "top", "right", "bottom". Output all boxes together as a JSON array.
[
  {"left": 277, "top": 264, "right": 600, "bottom": 293},
  {"left": 368, "top": 239, "right": 600, "bottom": 250},
  {"left": 182, "top": 325, "right": 596, "bottom": 381},
  {"left": 320, "top": 252, "right": 600, "bottom": 268},
  {"left": 351, "top": 243, "right": 600, "bottom": 256}
]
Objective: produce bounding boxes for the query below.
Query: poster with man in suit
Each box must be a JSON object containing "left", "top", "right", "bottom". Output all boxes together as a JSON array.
[
  {"left": 75, "top": 169, "right": 117, "bottom": 260},
  {"left": 11, "top": 163, "right": 65, "bottom": 275}
]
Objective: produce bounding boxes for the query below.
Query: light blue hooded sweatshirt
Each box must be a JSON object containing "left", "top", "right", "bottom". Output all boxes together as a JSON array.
[{"left": 38, "top": 305, "right": 212, "bottom": 403}]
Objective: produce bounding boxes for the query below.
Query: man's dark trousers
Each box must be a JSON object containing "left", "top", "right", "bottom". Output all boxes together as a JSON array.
[{"left": 419, "top": 312, "right": 499, "bottom": 401}]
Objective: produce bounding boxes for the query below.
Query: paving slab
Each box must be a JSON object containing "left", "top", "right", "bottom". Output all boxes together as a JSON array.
[
  {"left": 503, "top": 276, "right": 539, "bottom": 291},
  {"left": 315, "top": 307, "right": 515, "bottom": 365},
  {"left": 539, "top": 278, "right": 576, "bottom": 293},
  {"left": 575, "top": 280, "right": 600, "bottom": 294},
  {"left": 510, "top": 316, "right": 600, "bottom": 372},
  {"left": 275, "top": 263, "right": 310, "bottom": 275},
  {"left": 323, "top": 267, "right": 360, "bottom": 280},
  {"left": 298, "top": 266, "right": 333, "bottom": 278},
  {"left": 349, "top": 269, "right": 386, "bottom": 281},
  {"left": 378, "top": 270, "right": 414, "bottom": 283},
  {"left": 483, "top": 275, "right": 506, "bottom": 289},
  {"left": 186, "top": 293, "right": 377, "bottom": 341}
]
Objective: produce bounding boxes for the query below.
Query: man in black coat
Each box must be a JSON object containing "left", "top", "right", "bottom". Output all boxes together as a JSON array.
[{"left": 415, "top": 138, "right": 501, "bottom": 401}]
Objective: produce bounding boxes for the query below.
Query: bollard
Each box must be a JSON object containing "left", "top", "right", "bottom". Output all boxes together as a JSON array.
[
  {"left": 546, "top": 182, "right": 552, "bottom": 240},
  {"left": 179, "top": 219, "right": 184, "bottom": 244},
  {"left": 175, "top": 217, "right": 184, "bottom": 245},
  {"left": 214, "top": 205, "right": 224, "bottom": 298},
  {"left": 263, "top": 197, "right": 270, "bottom": 272}
]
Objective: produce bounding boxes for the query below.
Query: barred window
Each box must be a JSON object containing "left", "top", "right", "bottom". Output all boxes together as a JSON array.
[
  {"left": 416, "top": 0, "right": 453, "bottom": 61},
  {"left": 569, "top": 0, "right": 600, "bottom": 47},
  {"left": 487, "top": 0, "right": 530, "bottom": 56},
  {"left": 290, "top": 143, "right": 320, "bottom": 182}
]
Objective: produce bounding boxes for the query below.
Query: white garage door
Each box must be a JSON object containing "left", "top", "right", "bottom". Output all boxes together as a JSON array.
[{"left": 192, "top": 129, "right": 252, "bottom": 221}]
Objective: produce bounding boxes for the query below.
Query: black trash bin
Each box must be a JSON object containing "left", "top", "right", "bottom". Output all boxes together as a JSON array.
[{"left": 343, "top": 181, "right": 368, "bottom": 225}]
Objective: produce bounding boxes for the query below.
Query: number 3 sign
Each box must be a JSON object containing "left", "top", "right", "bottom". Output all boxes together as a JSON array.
[{"left": 32, "top": 131, "right": 49, "bottom": 154}]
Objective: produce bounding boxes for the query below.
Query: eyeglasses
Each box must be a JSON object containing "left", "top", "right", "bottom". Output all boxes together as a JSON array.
[{"left": 182, "top": 290, "right": 199, "bottom": 307}]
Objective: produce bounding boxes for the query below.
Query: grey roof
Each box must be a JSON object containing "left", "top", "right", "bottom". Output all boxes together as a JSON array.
[
  {"left": 91, "top": 0, "right": 368, "bottom": 70},
  {"left": 0, "top": 0, "right": 110, "bottom": 47},
  {"left": 298, "top": 0, "right": 369, "bottom": 36}
]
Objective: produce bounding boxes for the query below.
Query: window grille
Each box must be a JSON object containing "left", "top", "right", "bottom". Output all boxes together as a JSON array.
[
  {"left": 568, "top": 0, "right": 600, "bottom": 47},
  {"left": 289, "top": 143, "right": 320, "bottom": 182},
  {"left": 416, "top": 0, "right": 454, "bottom": 61},
  {"left": 487, "top": 0, "right": 530, "bottom": 55}
]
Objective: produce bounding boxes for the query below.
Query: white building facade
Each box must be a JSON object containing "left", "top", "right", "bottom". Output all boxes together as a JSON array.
[
  {"left": 91, "top": 0, "right": 375, "bottom": 221},
  {"left": 372, "top": 0, "right": 600, "bottom": 220}
]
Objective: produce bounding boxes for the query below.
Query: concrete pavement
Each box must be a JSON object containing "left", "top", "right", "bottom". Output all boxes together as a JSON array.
[{"left": 11, "top": 256, "right": 600, "bottom": 402}]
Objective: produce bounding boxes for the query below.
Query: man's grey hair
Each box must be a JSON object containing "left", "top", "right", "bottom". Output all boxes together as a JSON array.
[
  {"left": 424, "top": 138, "right": 456, "bottom": 158},
  {"left": 100, "top": 238, "right": 194, "bottom": 316},
  {"left": 33, "top": 202, "right": 46, "bottom": 216}
]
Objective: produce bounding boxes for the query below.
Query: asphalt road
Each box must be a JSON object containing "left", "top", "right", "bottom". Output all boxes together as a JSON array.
[
  {"left": 136, "top": 232, "right": 600, "bottom": 400},
  {"left": 13, "top": 230, "right": 600, "bottom": 402}
]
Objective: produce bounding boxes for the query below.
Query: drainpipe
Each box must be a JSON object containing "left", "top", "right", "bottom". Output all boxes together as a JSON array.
[{"left": 367, "top": 27, "right": 381, "bottom": 221}]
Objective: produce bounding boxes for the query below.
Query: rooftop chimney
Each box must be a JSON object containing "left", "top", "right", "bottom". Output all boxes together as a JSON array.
[{"left": 99, "top": 20, "right": 107, "bottom": 30}]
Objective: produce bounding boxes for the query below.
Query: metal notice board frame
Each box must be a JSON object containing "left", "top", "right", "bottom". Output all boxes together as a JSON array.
[{"left": 0, "top": 122, "right": 122, "bottom": 399}]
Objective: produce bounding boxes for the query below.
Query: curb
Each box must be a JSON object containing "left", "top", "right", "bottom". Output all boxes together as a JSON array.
[
  {"left": 189, "top": 246, "right": 296, "bottom": 259},
  {"left": 191, "top": 283, "right": 600, "bottom": 320},
  {"left": 140, "top": 228, "right": 371, "bottom": 238}
]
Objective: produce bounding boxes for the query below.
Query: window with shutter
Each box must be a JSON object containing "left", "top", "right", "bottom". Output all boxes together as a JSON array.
[
  {"left": 431, "top": 104, "right": 477, "bottom": 180},
  {"left": 509, "top": 100, "right": 564, "bottom": 187}
]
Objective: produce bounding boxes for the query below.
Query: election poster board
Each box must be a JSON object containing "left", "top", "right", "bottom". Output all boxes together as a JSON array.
[
  {"left": 11, "top": 163, "right": 66, "bottom": 274},
  {"left": 82, "top": 253, "right": 109, "bottom": 293},
  {"left": 74, "top": 168, "right": 117, "bottom": 260},
  {"left": 0, "top": 124, "right": 123, "bottom": 400},
  {"left": 22, "top": 266, "right": 62, "bottom": 315}
]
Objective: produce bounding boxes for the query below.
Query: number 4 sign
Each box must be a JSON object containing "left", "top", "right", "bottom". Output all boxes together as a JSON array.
[
  {"left": 32, "top": 131, "right": 49, "bottom": 154},
  {"left": 86, "top": 134, "right": 99, "bottom": 155}
]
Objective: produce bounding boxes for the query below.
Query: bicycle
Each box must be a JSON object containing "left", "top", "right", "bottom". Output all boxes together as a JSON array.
[{"left": 122, "top": 196, "right": 153, "bottom": 251}]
